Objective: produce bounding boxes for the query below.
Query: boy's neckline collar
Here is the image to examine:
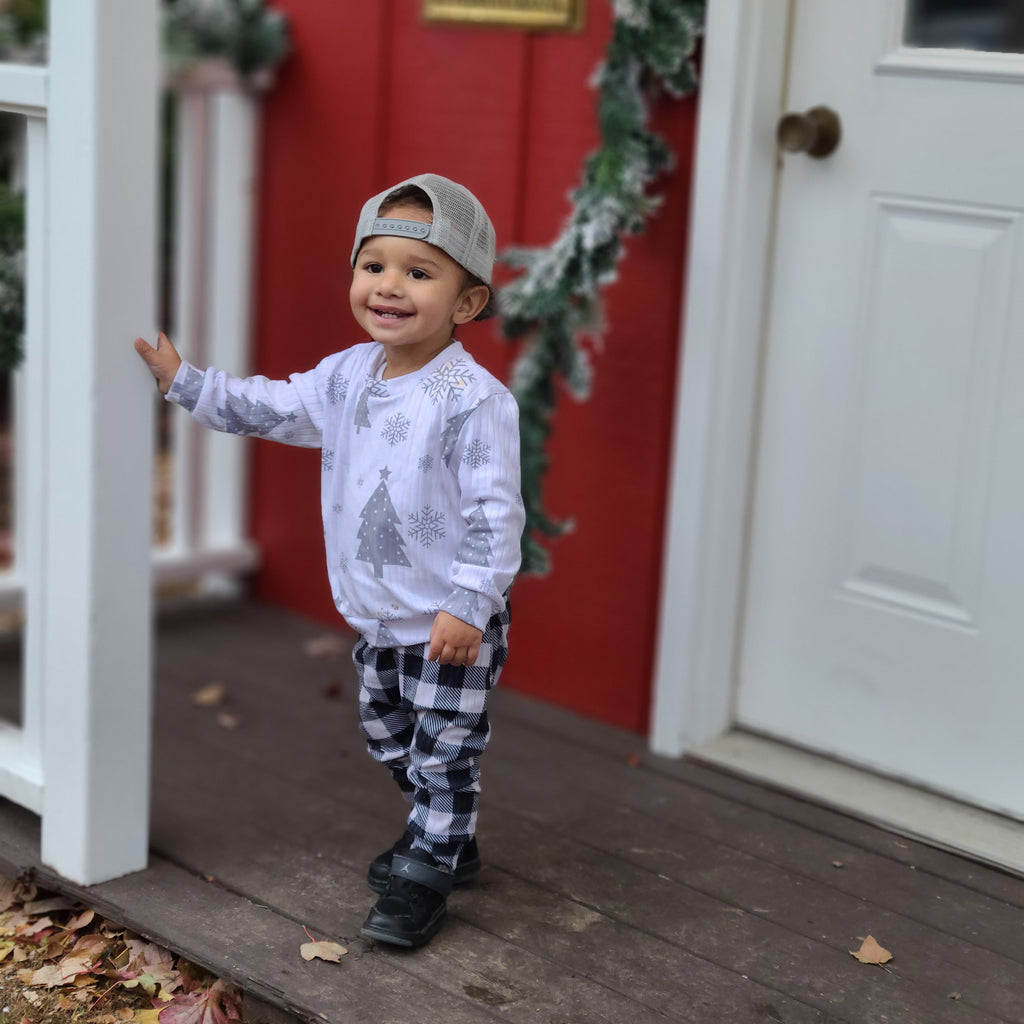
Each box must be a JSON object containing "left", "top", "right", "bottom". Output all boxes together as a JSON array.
[{"left": 373, "top": 338, "right": 464, "bottom": 381}]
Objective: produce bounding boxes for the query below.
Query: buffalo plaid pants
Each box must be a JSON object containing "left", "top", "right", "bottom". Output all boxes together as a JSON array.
[{"left": 354, "top": 601, "right": 511, "bottom": 870}]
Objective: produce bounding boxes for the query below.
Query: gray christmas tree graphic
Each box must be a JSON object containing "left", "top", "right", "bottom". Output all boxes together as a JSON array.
[
  {"left": 356, "top": 467, "right": 412, "bottom": 578},
  {"left": 217, "top": 393, "right": 287, "bottom": 436},
  {"left": 440, "top": 406, "right": 477, "bottom": 467},
  {"left": 354, "top": 377, "right": 388, "bottom": 433},
  {"left": 376, "top": 620, "right": 400, "bottom": 647},
  {"left": 457, "top": 499, "right": 494, "bottom": 567},
  {"left": 175, "top": 366, "right": 206, "bottom": 412}
]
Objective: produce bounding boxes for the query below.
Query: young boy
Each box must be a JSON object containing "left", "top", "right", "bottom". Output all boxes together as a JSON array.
[{"left": 135, "top": 173, "right": 524, "bottom": 948}]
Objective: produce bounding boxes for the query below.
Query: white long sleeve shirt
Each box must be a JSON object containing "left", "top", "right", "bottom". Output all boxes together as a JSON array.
[{"left": 167, "top": 340, "right": 524, "bottom": 647}]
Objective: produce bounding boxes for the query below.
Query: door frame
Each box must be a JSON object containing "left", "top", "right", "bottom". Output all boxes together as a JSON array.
[{"left": 650, "top": 0, "right": 791, "bottom": 757}]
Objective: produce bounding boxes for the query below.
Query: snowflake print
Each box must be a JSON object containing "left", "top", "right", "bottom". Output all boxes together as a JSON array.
[
  {"left": 339, "top": 552, "right": 349, "bottom": 574},
  {"left": 322, "top": 449, "right": 335, "bottom": 471},
  {"left": 420, "top": 358, "right": 476, "bottom": 404},
  {"left": 418, "top": 453, "right": 435, "bottom": 473},
  {"left": 332, "top": 503, "right": 343, "bottom": 514},
  {"left": 408, "top": 505, "right": 447, "bottom": 547},
  {"left": 326, "top": 372, "right": 349, "bottom": 405},
  {"left": 461, "top": 439, "right": 492, "bottom": 469},
  {"left": 381, "top": 413, "right": 411, "bottom": 447}
]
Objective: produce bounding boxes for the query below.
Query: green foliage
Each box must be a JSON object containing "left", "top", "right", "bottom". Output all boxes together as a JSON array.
[
  {"left": 4, "top": 0, "right": 45, "bottom": 44},
  {"left": 164, "top": 0, "right": 290, "bottom": 82},
  {"left": 0, "top": 0, "right": 46, "bottom": 60},
  {"left": 499, "top": 0, "right": 705, "bottom": 575},
  {"left": 0, "top": 180, "right": 24, "bottom": 374}
]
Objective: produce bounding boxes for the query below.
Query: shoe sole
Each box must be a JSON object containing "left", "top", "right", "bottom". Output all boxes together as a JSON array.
[{"left": 360, "top": 906, "right": 446, "bottom": 948}]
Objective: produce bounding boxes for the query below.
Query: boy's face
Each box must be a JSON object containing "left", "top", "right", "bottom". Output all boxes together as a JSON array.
[{"left": 350, "top": 204, "right": 488, "bottom": 372}]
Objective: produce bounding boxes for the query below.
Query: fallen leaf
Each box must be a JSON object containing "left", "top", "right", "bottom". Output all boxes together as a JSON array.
[
  {"left": 65, "top": 909, "right": 96, "bottom": 931},
  {"left": 0, "top": 875, "right": 18, "bottom": 912},
  {"left": 948, "top": 992, "right": 962, "bottom": 1001},
  {"left": 191, "top": 682, "right": 227, "bottom": 708},
  {"left": 832, "top": 861, "right": 845, "bottom": 869},
  {"left": 300, "top": 940, "right": 347, "bottom": 963},
  {"left": 321, "top": 680, "right": 343, "bottom": 699},
  {"left": 215, "top": 713, "right": 240, "bottom": 730},
  {"left": 850, "top": 935, "right": 892, "bottom": 966},
  {"left": 157, "top": 978, "right": 242, "bottom": 1024},
  {"left": 17, "top": 914, "right": 54, "bottom": 936},
  {"left": 625, "top": 753, "right": 641, "bottom": 767}
]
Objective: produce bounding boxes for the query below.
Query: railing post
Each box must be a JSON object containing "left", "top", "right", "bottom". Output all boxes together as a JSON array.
[
  {"left": 160, "top": 66, "right": 259, "bottom": 587},
  {"left": 39, "top": 0, "right": 159, "bottom": 884}
]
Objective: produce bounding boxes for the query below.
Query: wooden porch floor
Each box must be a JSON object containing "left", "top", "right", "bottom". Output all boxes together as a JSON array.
[{"left": 1, "top": 600, "right": 1024, "bottom": 1024}]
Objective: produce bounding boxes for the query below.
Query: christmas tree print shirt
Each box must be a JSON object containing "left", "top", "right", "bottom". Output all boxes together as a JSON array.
[{"left": 166, "top": 341, "right": 524, "bottom": 648}]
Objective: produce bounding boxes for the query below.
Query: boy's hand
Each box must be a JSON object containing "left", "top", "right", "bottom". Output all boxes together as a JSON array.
[
  {"left": 428, "top": 611, "right": 483, "bottom": 667},
  {"left": 134, "top": 332, "right": 182, "bottom": 395}
]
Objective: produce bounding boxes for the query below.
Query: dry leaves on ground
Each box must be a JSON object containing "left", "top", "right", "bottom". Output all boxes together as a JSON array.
[
  {"left": 850, "top": 934, "right": 893, "bottom": 967},
  {"left": 0, "top": 874, "right": 245, "bottom": 1024}
]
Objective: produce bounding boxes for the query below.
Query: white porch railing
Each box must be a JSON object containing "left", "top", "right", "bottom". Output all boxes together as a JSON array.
[
  {"left": 152, "top": 66, "right": 261, "bottom": 589},
  {"left": 0, "top": 67, "right": 260, "bottom": 611},
  {"left": 0, "top": 4, "right": 259, "bottom": 885}
]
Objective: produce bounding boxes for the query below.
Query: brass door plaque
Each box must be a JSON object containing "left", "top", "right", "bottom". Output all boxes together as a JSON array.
[{"left": 424, "top": 0, "right": 584, "bottom": 30}]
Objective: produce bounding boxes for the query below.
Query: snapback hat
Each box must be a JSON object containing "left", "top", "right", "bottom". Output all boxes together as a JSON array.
[{"left": 351, "top": 173, "right": 496, "bottom": 292}]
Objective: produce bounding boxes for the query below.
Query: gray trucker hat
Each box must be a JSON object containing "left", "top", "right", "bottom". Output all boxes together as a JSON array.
[{"left": 351, "top": 173, "right": 496, "bottom": 288}]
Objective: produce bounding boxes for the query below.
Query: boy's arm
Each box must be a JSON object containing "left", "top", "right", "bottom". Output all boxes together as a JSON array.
[
  {"left": 133, "top": 332, "right": 326, "bottom": 447},
  {"left": 435, "top": 391, "right": 525, "bottom": 658}
]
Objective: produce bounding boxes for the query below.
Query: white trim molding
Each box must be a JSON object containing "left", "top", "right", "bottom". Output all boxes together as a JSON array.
[
  {"left": 40, "top": 0, "right": 160, "bottom": 885},
  {"left": 649, "top": 0, "right": 791, "bottom": 757}
]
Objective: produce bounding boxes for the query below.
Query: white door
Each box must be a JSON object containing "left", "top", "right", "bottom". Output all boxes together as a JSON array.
[{"left": 738, "top": 0, "right": 1024, "bottom": 818}]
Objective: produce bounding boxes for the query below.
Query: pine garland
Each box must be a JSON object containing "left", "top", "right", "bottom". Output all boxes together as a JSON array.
[
  {"left": 164, "top": 0, "right": 290, "bottom": 86},
  {"left": 499, "top": 0, "right": 704, "bottom": 575}
]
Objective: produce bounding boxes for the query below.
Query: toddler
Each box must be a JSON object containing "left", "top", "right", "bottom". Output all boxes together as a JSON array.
[{"left": 135, "top": 173, "right": 524, "bottom": 948}]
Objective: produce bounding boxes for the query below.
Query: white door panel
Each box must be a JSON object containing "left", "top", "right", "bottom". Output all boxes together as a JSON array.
[{"left": 738, "top": 0, "right": 1024, "bottom": 816}]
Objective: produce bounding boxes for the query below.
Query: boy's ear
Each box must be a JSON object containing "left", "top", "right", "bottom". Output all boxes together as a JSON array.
[{"left": 452, "top": 283, "right": 491, "bottom": 324}]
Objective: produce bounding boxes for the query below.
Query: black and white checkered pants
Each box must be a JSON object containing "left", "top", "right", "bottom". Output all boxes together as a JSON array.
[{"left": 354, "top": 601, "right": 511, "bottom": 870}]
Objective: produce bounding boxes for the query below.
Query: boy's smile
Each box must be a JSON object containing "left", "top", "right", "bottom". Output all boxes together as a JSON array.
[{"left": 350, "top": 207, "right": 487, "bottom": 378}]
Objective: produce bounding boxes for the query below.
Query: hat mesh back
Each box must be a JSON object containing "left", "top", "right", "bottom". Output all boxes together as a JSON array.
[{"left": 421, "top": 175, "right": 494, "bottom": 282}]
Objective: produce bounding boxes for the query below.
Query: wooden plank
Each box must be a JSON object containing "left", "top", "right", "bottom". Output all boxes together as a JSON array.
[
  {"left": 482, "top": 710, "right": 1024, "bottom": 964},
  {"left": 153, "top": 605, "right": 1024, "bottom": 969},
  {"left": 151, "top": 721, "right": 835, "bottom": 1024},
  {"left": 154, "top": 733, "right": 1009, "bottom": 1024},
  {"left": 493, "top": 686, "right": 1024, "bottom": 910},
  {"left": 0, "top": 799, "right": 516, "bottom": 1024},
  {"left": 149, "top": 683, "right": 1006, "bottom": 1024},
  {"left": 498, "top": 681, "right": 1024, "bottom": 909}
]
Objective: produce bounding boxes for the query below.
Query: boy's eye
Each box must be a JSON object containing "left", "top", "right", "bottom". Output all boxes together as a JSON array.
[
  {"left": 364, "top": 262, "right": 384, "bottom": 274},
  {"left": 409, "top": 268, "right": 429, "bottom": 281}
]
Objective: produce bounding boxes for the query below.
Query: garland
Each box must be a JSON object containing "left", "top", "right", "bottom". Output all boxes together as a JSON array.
[
  {"left": 499, "top": 0, "right": 704, "bottom": 575},
  {"left": 164, "top": 0, "right": 290, "bottom": 87}
]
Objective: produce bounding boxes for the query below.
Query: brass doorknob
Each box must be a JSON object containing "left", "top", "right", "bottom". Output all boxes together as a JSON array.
[{"left": 776, "top": 105, "right": 842, "bottom": 158}]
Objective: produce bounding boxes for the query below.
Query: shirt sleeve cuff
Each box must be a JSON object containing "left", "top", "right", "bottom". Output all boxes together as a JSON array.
[
  {"left": 439, "top": 586, "right": 494, "bottom": 632},
  {"left": 166, "top": 361, "right": 206, "bottom": 413}
]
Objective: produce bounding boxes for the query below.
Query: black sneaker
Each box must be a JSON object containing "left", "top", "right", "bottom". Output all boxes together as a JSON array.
[
  {"left": 360, "top": 849, "right": 454, "bottom": 948},
  {"left": 366, "top": 832, "right": 481, "bottom": 894}
]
